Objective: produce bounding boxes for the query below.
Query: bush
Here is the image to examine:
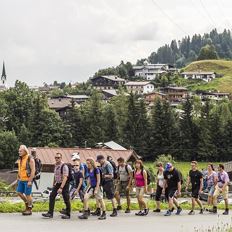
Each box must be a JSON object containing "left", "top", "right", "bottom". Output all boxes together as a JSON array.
[{"left": 154, "top": 154, "right": 176, "bottom": 167}]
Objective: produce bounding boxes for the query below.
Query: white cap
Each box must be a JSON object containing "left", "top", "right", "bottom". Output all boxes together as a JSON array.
[{"left": 71, "top": 153, "right": 80, "bottom": 161}]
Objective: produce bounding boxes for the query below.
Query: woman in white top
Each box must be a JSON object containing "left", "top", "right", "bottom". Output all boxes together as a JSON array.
[{"left": 154, "top": 162, "right": 164, "bottom": 213}]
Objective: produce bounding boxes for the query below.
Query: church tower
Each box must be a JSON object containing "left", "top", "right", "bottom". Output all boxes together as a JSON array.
[{"left": 1, "top": 62, "right": 7, "bottom": 87}]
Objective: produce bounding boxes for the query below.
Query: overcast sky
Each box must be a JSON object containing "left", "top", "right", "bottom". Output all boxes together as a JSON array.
[{"left": 0, "top": 0, "right": 231, "bottom": 86}]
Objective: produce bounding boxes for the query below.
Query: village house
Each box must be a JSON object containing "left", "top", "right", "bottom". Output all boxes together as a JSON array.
[
  {"left": 125, "top": 81, "right": 155, "bottom": 94},
  {"left": 196, "top": 91, "right": 230, "bottom": 101},
  {"left": 101, "top": 89, "right": 118, "bottom": 100},
  {"left": 160, "top": 86, "right": 188, "bottom": 103},
  {"left": 133, "top": 63, "right": 177, "bottom": 80},
  {"left": 90, "top": 75, "right": 126, "bottom": 90},
  {"left": 144, "top": 92, "right": 167, "bottom": 105},
  {"left": 181, "top": 71, "right": 216, "bottom": 82}
]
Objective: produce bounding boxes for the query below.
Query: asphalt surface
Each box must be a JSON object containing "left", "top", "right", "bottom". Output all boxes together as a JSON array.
[{"left": 0, "top": 211, "right": 231, "bottom": 232}]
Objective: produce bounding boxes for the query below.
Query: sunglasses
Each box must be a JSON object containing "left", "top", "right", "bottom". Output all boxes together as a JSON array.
[
  {"left": 55, "top": 157, "right": 61, "bottom": 159},
  {"left": 73, "top": 165, "right": 79, "bottom": 167}
]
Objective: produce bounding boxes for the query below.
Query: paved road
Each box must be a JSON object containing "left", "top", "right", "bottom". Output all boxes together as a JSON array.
[{"left": 0, "top": 211, "right": 231, "bottom": 232}]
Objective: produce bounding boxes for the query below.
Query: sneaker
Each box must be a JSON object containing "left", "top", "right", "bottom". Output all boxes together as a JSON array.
[
  {"left": 125, "top": 208, "right": 131, "bottom": 213},
  {"left": 98, "top": 212, "right": 106, "bottom": 220},
  {"left": 61, "top": 215, "right": 70, "bottom": 219},
  {"left": 42, "top": 212, "right": 53, "bottom": 218},
  {"left": 153, "top": 209, "right": 161, "bottom": 213},
  {"left": 199, "top": 209, "right": 204, "bottom": 214},
  {"left": 117, "top": 205, "right": 122, "bottom": 210},
  {"left": 135, "top": 211, "right": 143, "bottom": 216},
  {"left": 223, "top": 209, "right": 229, "bottom": 215},
  {"left": 176, "top": 207, "right": 182, "bottom": 215},
  {"left": 110, "top": 209, "right": 117, "bottom": 217},
  {"left": 164, "top": 210, "right": 172, "bottom": 216},
  {"left": 188, "top": 210, "right": 195, "bottom": 215}
]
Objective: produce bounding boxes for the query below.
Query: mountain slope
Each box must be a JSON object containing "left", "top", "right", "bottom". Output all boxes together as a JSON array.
[{"left": 184, "top": 60, "right": 232, "bottom": 93}]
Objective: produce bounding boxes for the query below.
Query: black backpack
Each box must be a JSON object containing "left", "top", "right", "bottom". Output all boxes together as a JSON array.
[
  {"left": 109, "top": 160, "right": 118, "bottom": 179},
  {"left": 26, "top": 155, "right": 42, "bottom": 180},
  {"left": 61, "top": 163, "right": 74, "bottom": 183}
]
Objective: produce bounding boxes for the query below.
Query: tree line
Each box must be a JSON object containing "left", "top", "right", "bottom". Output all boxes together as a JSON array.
[{"left": 0, "top": 81, "right": 232, "bottom": 169}]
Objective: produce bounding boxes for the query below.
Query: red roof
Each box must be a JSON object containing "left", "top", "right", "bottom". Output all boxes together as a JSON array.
[{"left": 29, "top": 147, "right": 138, "bottom": 166}]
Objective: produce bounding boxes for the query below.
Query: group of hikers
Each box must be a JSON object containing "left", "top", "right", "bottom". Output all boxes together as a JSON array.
[{"left": 16, "top": 145, "right": 230, "bottom": 220}]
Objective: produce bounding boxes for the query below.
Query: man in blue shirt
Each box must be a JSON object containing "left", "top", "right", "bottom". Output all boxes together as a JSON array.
[{"left": 97, "top": 155, "right": 117, "bottom": 217}]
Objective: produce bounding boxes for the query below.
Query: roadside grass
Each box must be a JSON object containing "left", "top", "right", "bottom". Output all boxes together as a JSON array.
[{"left": 0, "top": 198, "right": 231, "bottom": 213}]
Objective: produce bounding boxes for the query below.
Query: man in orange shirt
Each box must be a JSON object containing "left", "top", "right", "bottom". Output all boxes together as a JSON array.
[{"left": 17, "top": 145, "right": 35, "bottom": 216}]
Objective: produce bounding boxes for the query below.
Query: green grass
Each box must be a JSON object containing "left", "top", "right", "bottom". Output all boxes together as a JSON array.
[{"left": 184, "top": 59, "right": 232, "bottom": 93}]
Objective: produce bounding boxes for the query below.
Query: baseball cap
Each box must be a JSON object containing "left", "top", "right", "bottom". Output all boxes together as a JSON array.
[
  {"left": 96, "top": 155, "right": 104, "bottom": 161},
  {"left": 165, "top": 163, "right": 173, "bottom": 171},
  {"left": 72, "top": 153, "right": 80, "bottom": 161}
]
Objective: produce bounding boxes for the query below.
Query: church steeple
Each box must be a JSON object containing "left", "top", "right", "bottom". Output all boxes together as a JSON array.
[{"left": 1, "top": 62, "right": 6, "bottom": 85}]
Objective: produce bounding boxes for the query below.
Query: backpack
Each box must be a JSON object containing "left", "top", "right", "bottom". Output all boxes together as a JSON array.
[
  {"left": 26, "top": 155, "right": 42, "bottom": 180},
  {"left": 93, "top": 167, "right": 103, "bottom": 186},
  {"left": 109, "top": 160, "right": 118, "bottom": 179},
  {"left": 61, "top": 163, "right": 75, "bottom": 183},
  {"left": 82, "top": 163, "right": 89, "bottom": 179}
]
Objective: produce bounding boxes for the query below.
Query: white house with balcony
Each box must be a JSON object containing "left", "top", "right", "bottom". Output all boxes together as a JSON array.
[
  {"left": 133, "top": 63, "right": 177, "bottom": 80},
  {"left": 181, "top": 71, "right": 216, "bottom": 82},
  {"left": 125, "top": 81, "right": 154, "bottom": 94}
]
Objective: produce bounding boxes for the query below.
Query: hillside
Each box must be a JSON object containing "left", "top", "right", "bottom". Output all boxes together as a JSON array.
[{"left": 184, "top": 60, "right": 232, "bottom": 93}]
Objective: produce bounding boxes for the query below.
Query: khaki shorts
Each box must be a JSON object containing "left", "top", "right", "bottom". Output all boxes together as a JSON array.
[
  {"left": 213, "top": 185, "right": 229, "bottom": 200},
  {"left": 116, "top": 181, "right": 130, "bottom": 196},
  {"left": 85, "top": 187, "right": 103, "bottom": 200},
  {"left": 136, "top": 187, "right": 144, "bottom": 197}
]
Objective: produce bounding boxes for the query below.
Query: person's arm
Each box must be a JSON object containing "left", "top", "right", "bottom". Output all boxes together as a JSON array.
[
  {"left": 143, "top": 170, "right": 148, "bottom": 193},
  {"left": 76, "top": 177, "right": 83, "bottom": 193},
  {"left": 213, "top": 173, "right": 218, "bottom": 186},
  {"left": 177, "top": 181, "right": 181, "bottom": 196},
  {"left": 185, "top": 175, "right": 190, "bottom": 191},
  {"left": 104, "top": 164, "right": 113, "bottom": 179},
  {"left": 222, "top": 174, "right": 229, "bottom": 192},
  {"left": 58, "top": 165, "right": 68, "bottom": 193},
  {"left": 199, "top": 177, "right": 203, "bottom": 193},
  {"left": 127, "top": 171, "right": 133, "bottom": 188},
  {"left": 28, "top": 158, "right": 35, "bottom": 186},
  {"left": 94, "top": 173, "right": 100, "bottom": 194}
]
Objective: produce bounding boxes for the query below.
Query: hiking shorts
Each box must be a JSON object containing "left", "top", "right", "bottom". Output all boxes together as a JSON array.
[
  {"left": 102, "top": 179, "right": 115, "bottom": 200},
  {"left": 191, "top": 187, "right": 200, "bottom": 199},
  {"left": 208, "top": 186, "right": 215, "bottom": 197},
  {"left": 155, "top": 185, "right": 163, "bottom": 201},
  {"left": 86, "top": 187, "right": 103, "bottom": 200},
  {"left": 16, "top": 180, "right": 32, "bottom": 196},
  {"left": 213, "top": 185, "right": 229, "bottom": 200},
  {"left": 166, "top": 188, "right": 177, "bottom": 199},
  {"left": 116, "top": 181, "right": 130, "bottom": 197},
  {"left": 136, "top": 187, "right": 145, "bottom": 197}
]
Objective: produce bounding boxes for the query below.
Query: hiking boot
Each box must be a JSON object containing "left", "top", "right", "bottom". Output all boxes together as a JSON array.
[
  {"left": 78, "top": 210, "right": 89, "bottom": 220},
  {"left": 209, "top": 206, "right": 217, "bottom": 214},
  {"left": 153, "top": 209, "right": 161, "bottom": 213},
  {"left": 117, "top": 205, "right": 122, "bottom": 210},
  {"left": 223, "top": 209, "right": 229, "bottom": 215},
  {"left": 164, "top": 210, "right": 172, "bottom": 216},
  {"left": 170, "top": 207, "right": 175, "bottom": 212},
  {"left": 22, "top": 202, "right": 29, "bottom": 214},
  {"left": 176, "top": 207, "right": 182, "bottom": 215},
  {"left": 125, "top": 208, "right": 131, "bottom": 213},
  {"left": 59, "top": 209, "right": 67, "bottom": 215},
  {"left": 141, "top": 208, "right": 149, "bottom": 216},
  {"left": 91, "top": 208, "right": 101, "bottom": 216},
  {"left": 61, "top": 214, "right": 70, "bottom": 219},
  {"left": 110, "top": 208, "right": 117, "bottom": 217},
  {"left": 87, "top": 209, "right": 91, "bottom": 216},
  {"left": 42, "top": 212, "right": 53, "bottom": 218},
  {"left": 98, "top": 211, "right": 106, "bottom": 220},
  {"left": 135, "top": 211, "right": 143, "bottom": 216},
  {"left": 22, "top": 209, "right": 32, "bottom": 216},
  {"left": 188, "top": 210, "right": 195, "bottom": 215},
  {"left": 199, "top": 208, "right": 204, "bottom": 214}
]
